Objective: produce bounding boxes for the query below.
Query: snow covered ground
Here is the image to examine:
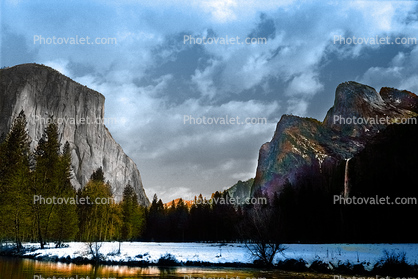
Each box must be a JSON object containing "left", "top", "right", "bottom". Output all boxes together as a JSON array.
[{"left": 21, "top": 242, "right": 418, "bottom": 270}]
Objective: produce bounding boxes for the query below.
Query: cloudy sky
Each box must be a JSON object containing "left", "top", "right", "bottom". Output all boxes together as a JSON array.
[{"left": 2, "top": 0, "right": 418, "bottom": 202}]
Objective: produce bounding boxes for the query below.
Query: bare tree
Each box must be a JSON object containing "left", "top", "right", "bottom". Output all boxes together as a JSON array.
[
  {"left": 86, "top": 241, "right": 103, "bottom": 263},
  {"left": 238, "top": 204, "right": 286, "bottom": 266}
]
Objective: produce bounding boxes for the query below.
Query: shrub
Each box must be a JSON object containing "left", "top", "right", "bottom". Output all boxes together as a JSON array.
[
  {"left": 332, "top": 260, "right": 353, "bottom": 274},
  {"left": 277, "top": 258, "right": 308, "bottom": 272},
  {"left": 309, "top": 259, "right": 330, "bottom": 273},
  {"left": 373, "top": 250, "right": 415, "bottom": 277},
  {"left": 157, "top": 253, "right": 179, "bottom": 266},
  {"left": 352, "top": 263, "right": 368, "bottom": 275}
]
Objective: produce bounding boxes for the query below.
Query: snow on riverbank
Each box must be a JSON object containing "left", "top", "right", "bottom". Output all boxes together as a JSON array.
[{"left": 21, "top": 242, "right": 418, "bottom": 268}]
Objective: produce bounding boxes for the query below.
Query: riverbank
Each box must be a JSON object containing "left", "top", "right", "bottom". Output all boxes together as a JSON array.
[{"left": 1, "top": 242, "right": 418, "bottom": 277}]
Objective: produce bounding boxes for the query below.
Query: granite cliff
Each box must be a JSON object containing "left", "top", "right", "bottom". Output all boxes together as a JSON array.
[{"left": 0, "top": 63, "right": 149, "bottom": 206}]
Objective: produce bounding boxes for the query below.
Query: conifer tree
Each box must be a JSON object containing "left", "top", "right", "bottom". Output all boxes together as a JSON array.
[
  {"left": 145, "top": 194, "right": 166, "bottom": 240},
  {"left": 121, "top": 184, "right": 145, "bottom": 240},
  {"left": 49, "top": 141, "right": 79, "bottom": 247},
  {"left": 78, "top": 167, "right": 114, "bottom": 242},
  {"left": 32, "top": 118, "right": 66, "bottom": 248},
  {"left": 0, "top": 111, "right": 32, "bottom": 250},
  {"left": 174, "top": 198, "right": 189, "bottom": 241}
]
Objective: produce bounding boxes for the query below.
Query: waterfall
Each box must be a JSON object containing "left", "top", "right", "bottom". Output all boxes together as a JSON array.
[{"left": 344, "top": 158, "right": 351, "bottom": 198}]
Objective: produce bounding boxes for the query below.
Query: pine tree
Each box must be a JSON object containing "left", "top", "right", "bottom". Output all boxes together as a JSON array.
[
  {"left": 121, "top": 184, "right": 145, "bottom": 240},
  {"left": 90, "top": 166, "right": 105, "bottom": 183},
  {"left": 174, "top": 198, "right": 189, "bottom": 241},
  {"left": 0, "top": 111, "right": 32, "bottom": 250},
  {"left": 78, "top": 167, "right": 114, "bottom": 242},
  {"left": 145, "top": 194, "right": 166, "bottom": 240},
  {"left": 32, "top": 119, "right": 65, "bottom": 248},
  {"left": 49, "top": 141, "right": 79, "bottom": 247},
  {"left": 0, "top": 127, "right": 7, "bottom": 241}
]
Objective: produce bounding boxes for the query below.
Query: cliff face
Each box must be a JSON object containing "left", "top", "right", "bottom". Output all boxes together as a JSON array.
[
  {"left": 226, "top": 178, "right": 254, "bottom": 205},
  {"left": 0, "top": 64, "right": 149, "bottom": 206},
  {"left": 252, "top": 81, "right": 418, "bottom": 197}
]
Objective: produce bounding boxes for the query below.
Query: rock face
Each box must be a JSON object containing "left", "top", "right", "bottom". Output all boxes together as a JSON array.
[
  {"left": 0, "top": 63, "right": 149, "bottom": 206},
  {"left": 251, "top": 81, "right": 418, "bottom": 197},
  {"left": 226, "top": 178, "right": 253, "bottom": 205}
]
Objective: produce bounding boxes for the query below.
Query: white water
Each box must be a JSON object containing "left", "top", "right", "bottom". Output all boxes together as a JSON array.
[{"left": 344, "top": 158, "right": 351, "bottom": 197}]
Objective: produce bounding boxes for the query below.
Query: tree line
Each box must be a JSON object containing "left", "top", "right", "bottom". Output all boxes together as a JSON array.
[
  {"left": 2, "top": 111, "right": 414, "bottom": 251},
  {"left": 143, "top": 192, "right": 241, "bottom": 242}
]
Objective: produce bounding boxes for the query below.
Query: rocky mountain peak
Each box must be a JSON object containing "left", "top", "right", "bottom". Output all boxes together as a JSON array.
[
  {"left": 335, "top": 81, "right": 385, "bottom": 110},
  {"left": 324, "top": 81, "right": 386, "bottom": 129}
]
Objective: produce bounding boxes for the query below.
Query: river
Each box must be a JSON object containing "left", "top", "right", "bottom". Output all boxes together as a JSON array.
[{"left": 0, "top": 256, "right": 335, "bottom": 279}]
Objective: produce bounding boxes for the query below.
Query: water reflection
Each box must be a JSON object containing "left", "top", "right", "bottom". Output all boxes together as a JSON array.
[
  {"left": 1, "top": 257, "right": 164, "bottom": 278},
  {"left": 0, "top": 256, "right": 333, "bottom": 279}
]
